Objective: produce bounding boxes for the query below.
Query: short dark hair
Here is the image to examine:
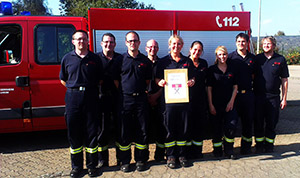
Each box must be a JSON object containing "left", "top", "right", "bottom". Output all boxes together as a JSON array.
[
  {"left": 102, "top": 33, "right": 116, "bottom": 42},
  {"left": 72, "top": 30, "right": 88, "bottom": 39},
  {"left": 125, "top": 31, "right": 140, "bottom": 41},
  {"left": 190, "top": 40, "right": 204, "bottom": 49},
  {"left": 235, "top": 33, "right": 249, "bottom": 42}
]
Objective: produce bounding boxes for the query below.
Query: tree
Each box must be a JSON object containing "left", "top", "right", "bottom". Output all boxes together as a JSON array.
[
  {"left": 12, "top": 0, "right": 51, "bottom": 15},
  {"left": 59, "top": 0, "right": 154, "bottom": 18},
  {"left": 275, "top": 30, "right": 285, "bottom": 36}
]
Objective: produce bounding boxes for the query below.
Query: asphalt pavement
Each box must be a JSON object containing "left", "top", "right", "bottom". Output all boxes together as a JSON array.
[{"left": 1, "top": 65, "right": 300, "bottom": 178}]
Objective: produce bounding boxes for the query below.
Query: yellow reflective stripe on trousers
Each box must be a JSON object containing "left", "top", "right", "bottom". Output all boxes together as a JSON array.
[
  {"left": 255, "top": 137, "right": 265, "bottom": 142},
  {"left": 156, "top": 142, "right": 165, "bottom": 148},
  {"left": 224, "top": 136, "right": 234, "bottom": 143},
  {"left": 135, "top": 143, "right": 148, "bottom": 150},
  {"left": 98, "top": 145, "right": 109, "bottom": 152},
  {"left": 70, "top": 146, "right": 83, "bottom": 154},
  {"left": 213, "top": 142, "right": 223, "bottom": 147},
  {"left": 265, "top": 137, "right": 274, "bottom": 143},
  {"left": 192, "top": 140, "right": 203, "bottom": 146},
  {"left": 186, "top": 141, "right": 192, "bottom": 146},
  {"left": 176, "top": 141, "right": 186, "bottom": 146},
  {"left": 116, "top": 142, "right": 131, "bottom": 151},
  {"left": 242, "top": 136, "right": 253, "bottom": 142},
  {"left": 165, "top": 141, "right": 176, "bottom": 148},
  {"left": 86, "top": 146, "right": 98, "bottom": 154}
]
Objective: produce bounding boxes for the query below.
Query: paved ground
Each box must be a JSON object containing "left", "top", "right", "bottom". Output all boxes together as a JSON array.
[{"left": 1, "top": 65, "right": 300, "bottom": 178}]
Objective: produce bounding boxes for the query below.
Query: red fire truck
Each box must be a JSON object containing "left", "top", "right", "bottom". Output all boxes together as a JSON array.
[{"left": 0, "top": 3, "right": 251, "bottom": 133}]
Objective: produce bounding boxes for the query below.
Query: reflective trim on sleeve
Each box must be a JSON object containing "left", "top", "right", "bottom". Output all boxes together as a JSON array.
[
  {"left": 70, "top": 146, "right": 83, "bottom": 154},
  {"left": 265, "top": 137, "right": 274, "bottom": 143},
  {"left": 255, "top": 137, "right": 265, "bottom": 142},
  {"left": 192, "top": 140, "right": 203, "bottom": 146},
  {"left": 86, "top": 146, "right": 98, "bottom": 154},
  {"left": 224, "top": 136, "right": 234, "bottom": 143},
  {"left": 165, "top": 141, "right": 176, "bottom": 148},
  {"left": 116, "top": 142, "right": 131, "bottom": 151},
  {"left": 135, "top": 143, "right": 148, "bottom": 150},
  {"left": 98, "top": 145, "right": 109, "bottom": 152},
  {"left": 213, "top": 142, "right": 223, "bottom": 147},
  {"left": 156, "top": 142, "right": 165, "bottom": 148},
  {"left": 176, "top": 141, "right": 187, "bottom": 146},
  {"left": 242, "top": 136, "right": 253, "bottom": 142}
]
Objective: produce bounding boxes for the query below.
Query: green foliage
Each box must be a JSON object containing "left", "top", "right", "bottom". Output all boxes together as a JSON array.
[
  {"left": 275, "top": 30, "right": 285, "bottom": 36},
  {"left": 12, "top": 0, "right": 51, "bottom": 15},
  {"left": 59, "top": 0, "right": 154, "bottom": 18},
  {"left": 284, "top": 47, "right": 300, "bottom": 65}
]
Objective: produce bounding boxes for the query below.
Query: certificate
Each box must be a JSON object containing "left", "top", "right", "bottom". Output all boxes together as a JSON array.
[{"left": 164, "top": 68, "right": 189, "bottom": 103}]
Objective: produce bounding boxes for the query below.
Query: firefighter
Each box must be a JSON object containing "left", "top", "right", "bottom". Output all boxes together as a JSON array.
[
  {"left": 145, "top": 39, "right": 166, "bottom": 162},
  {"left": 207, "top": 46, "right": 238, "bottom": 159},
  {"left": 156, "top": 35, "right": 195, "bottom": 169},
  {"left": 253, "top": 36, "right": 289, "bottom": 153},
  {"left": 113, "top": 31, "right": 152, "bottom": 172},
  {"left": 188, "top": 41, "right": 208, "bottom": 159},
  {"left": 59, "top": 30, "right": 103, "bottom": 178},
  {"left": 96, "top": 33, "right": 122, "bottom": 167},
  {"left": 228, "top": 33, "right": 256, "bottom": 155}
]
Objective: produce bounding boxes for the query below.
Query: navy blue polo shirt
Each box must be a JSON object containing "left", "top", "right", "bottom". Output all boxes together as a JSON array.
[
  {"left": 190, "top": 58, "right": 208, "bottom": 102},
  {"left": 253, "top": 52, "right": 289, "bottom": 97},
  {"left": 147, "top": 57, "right": 161, "bottom": 94},
  {"left": 155, "top": 53, "right": 195, "bottom": 80},
  {"left": 97, "top": 51, "right": 122, "bottom": 93},
  {"left": 113, "top": 51, "right": 152, "bottom": 95},
  {"left": 207, "top": 63, "right": 237, "bottom": 109},
  {"left": 228, "top": 50, "right": 256, "bottom": 91},
  {"left": 59, "top": 50, "right": 103, "bottom": 88}
]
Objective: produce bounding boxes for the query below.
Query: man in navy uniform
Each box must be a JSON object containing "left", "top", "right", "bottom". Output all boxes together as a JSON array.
[
  {"left": 253, "top": 36, "right": 289, "bottom": 153},
  {"left": 228, "top": 33, "right": 256, "bottom": 155},
  {"left": 145, "top": 39, "right": 166, "bottom": 162},
  {"left": 60, "top": 30, "right": 103, "bottom": 177},
  {"left": 113, "top": 31, "right": 152, "bottom": 172},
  {"left": 96, "top": 33, "right": 121, "bottom": 168}
]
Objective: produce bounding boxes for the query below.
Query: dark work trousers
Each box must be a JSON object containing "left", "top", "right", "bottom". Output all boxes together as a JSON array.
[
  {"left": 65, "top": 88, "right": 99, "bottom": 169},
  {"left": 164, "top": 103, "right": 190, "bottom": 159},
  {"left": 117, "top": 93, "right": 149, "bottom": 164},
  {"left": 235, "top": 91, "right": 255, "bottom": 151},
  {"left": 148, "top": 98, "right": 166, "bottom": 161},
  {"left": 189, "top": 100, "right": 208, "bottom": 157},
  {"left": 211, "top": 108, "right": 238, "bottom": 155},
  {"left": 254, "top": 95, "right": 280, "bottom": 150},
  {"left": 97, "top": 91, "right": 119, "bottom": 164}
]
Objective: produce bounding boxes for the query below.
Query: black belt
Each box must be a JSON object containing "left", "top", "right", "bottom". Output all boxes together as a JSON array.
[
  {"left": 124, "top": 92, "right": 144, "bottom": 96},
  {"left": 238, "top": 89, "right": 252, "bottom": 94}
]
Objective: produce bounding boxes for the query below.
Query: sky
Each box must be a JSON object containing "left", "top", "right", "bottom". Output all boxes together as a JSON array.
[{"left": 47, "top": 0, "right": 300, "bottom": 37}]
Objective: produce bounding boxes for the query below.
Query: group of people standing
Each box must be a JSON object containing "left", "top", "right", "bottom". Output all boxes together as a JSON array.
[{"left": 59, "top": 30, "right": 289, "bottom": 178}]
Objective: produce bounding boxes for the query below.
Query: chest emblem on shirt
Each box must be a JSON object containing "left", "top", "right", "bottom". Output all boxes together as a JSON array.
[
  {"left": 183, "top": 63, "right": 189, "bottom": 68},
  {"left": 228, "top": 73, "right": 233, "bottom": 79},
  {"left": 138, "top": 63, "right": 145, "bottom": 67},
  {"left": 272, "top": 62, "right": 280, "bottom": 66}
]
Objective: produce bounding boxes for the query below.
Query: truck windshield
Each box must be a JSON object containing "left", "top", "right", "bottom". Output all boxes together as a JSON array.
[{"left": 0, "top": 25, "right": 21, "bottom": 65}]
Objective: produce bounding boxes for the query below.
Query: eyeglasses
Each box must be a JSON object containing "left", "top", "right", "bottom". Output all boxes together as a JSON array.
[
  {"left": 126, "top": 39, "right": 139, "bottom": 43},
  {"left": 73, "top": 38, "right": 88, "bottom": 41},
  {"left": 147, "top": 46, "right": 158, "bottom": 49}
]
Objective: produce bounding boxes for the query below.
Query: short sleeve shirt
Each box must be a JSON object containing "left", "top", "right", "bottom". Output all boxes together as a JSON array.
[
  {"left": 253, "top": 52, "right": 289, "bottom": 97},
  {"left": 97, "top": 51, "right": 122, "bottom": 93},
  {"left": 113, "top": 51, "right": 152, "bottom": 95},
  {"left": 59, "top": 50, "right": 103, "bottom": 88},
  {"left": 228, "top": 50, "right": 256, "bottom": 91},
  {"left": 155, "top": 53, "right": 195, "bottom": 80},
  {"left": 207, "top": 63, "right": 237, "bottom": 108}
]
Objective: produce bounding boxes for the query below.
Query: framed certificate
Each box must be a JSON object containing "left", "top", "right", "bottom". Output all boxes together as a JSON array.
[{"left": 164, "top": 68, "right": 189, "bottom": 103}]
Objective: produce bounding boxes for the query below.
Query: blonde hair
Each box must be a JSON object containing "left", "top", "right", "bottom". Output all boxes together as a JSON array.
[
  {"left": 214, "top": 46, "right": 228, "bottom": 64},
  {"left": 261, "top": 36, "right": 276, "bottom": 47},
  {"left": 168, "top": 34, "right": 184, "bottom": 46}
]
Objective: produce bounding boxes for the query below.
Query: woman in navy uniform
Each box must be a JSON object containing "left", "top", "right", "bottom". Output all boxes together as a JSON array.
[
  {"left": 188, "top": 41, "right": 208, "bottom": 159},
  {"left": 207, "top": 46, "right": 238, "bottom": 159},
  {"left": 156, "top": 35, "right": 195, "bottom": 168}
]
